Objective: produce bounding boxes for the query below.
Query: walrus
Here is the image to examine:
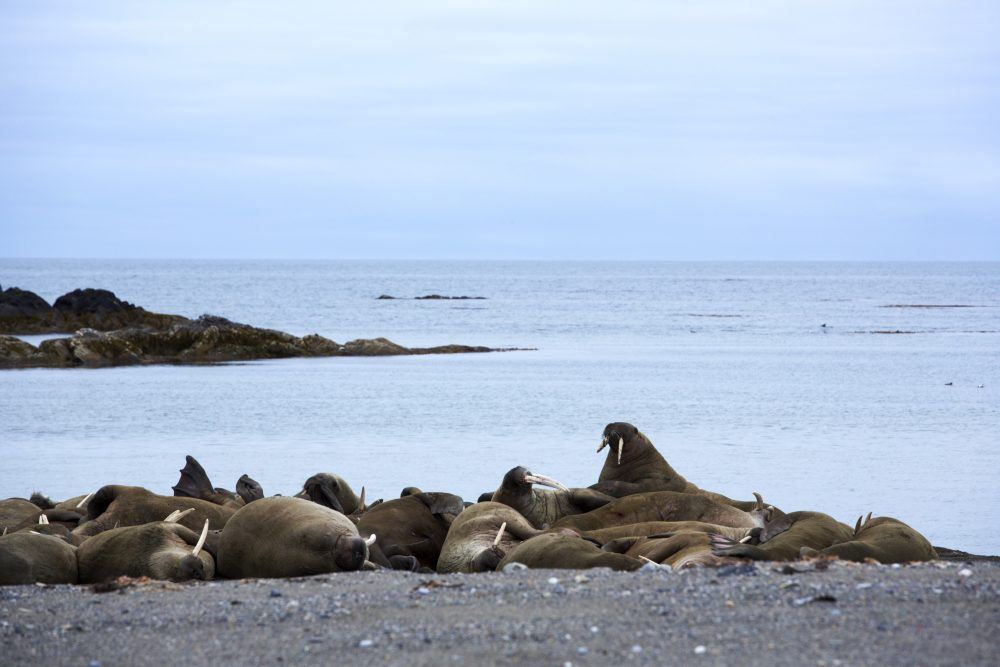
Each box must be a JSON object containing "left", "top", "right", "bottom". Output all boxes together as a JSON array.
[
  {"left": 297, "top": 473, "right": 363, "bottom": 515},
  {"left": 10, "top": 508, "right": 86, "bottom": 538},
  {"left": 0, "top": 532, "right": 79, "bottom": 585},
  {"left": 73, "top": 485, "right": 236, "bottom": 540},
  {"left": 490, "top": 466, "right": 614, "bottom": 529},
  {"left": 801, "top": 514, "right": 937, "bottom": 563},
  {"left": 498, "top": 531, "right": 643, "bottom": 571},
  {"left": 357, "top": 491, "right": 464, "bottom": 571},
  {"left": 217, "top": 496, "right": 373, "bottom": 579},
  {"left": 1, "top": 498, "right": 44, "bottom": 533},
  {"left": 578, "top": 520, "right": 752, "bottom": 545},
  {"left": 591, "top": 422, "right": 761, "bottom": 511},
  {"left": 172, "top": 455, "right": 248, "bottom": 509},
  {"left": 437, "top": 502, "right": 544, "bottom": 574},
  {"left": 601, "top": 531, "right": 739, "bottom": 569},
  {"left": 77, "top": 520, "right": 214, "bottom": 583},
  {"left": 552, "top": 491, "right": 760, "bottom": 533},
  {"left": 712, "top": 510, "right": 854, "bottom": 561}
]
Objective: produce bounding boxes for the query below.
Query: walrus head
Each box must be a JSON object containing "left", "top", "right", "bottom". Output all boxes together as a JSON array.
[
  {"left": 597, "top": 422, "right": 644, "bottom": 465},
  {"left": 499, "top": 466, "right": 569, "bottom": 494},
  {"left": 300, "top": 473, "right": 359, "bottom": 514},
  {"left": 236, "top": 474, "right": 264, "bottom": 504}
]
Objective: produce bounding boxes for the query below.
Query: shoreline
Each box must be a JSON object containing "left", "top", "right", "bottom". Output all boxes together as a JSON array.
[{"left": 3, "top": 560, "right": 998, "bottom": 666}]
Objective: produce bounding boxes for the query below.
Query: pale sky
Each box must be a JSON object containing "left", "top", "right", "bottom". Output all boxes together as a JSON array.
[{"left": 2, "top": 1, "right": 998, "bottom": 259}]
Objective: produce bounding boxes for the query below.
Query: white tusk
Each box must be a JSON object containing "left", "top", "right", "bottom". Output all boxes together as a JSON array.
[
  {"left": 494, "top": 522, "right": 507, "bottom": 547},
  {"left": 76, "top": 492, "right": 95, "bottom": 509},
  {"left": 617, "top": 437, "right": 624, "bottom": 465},
  {"left": 165, "top": 508, "right": 195, "bottom": 523},
  {"left": 2, "top": 527, "right": 7, "bottom": 536},
  {"left": 739, "top": 535, "right": 753, "bottom": 543},
  {"left": 365, "top": 534, "right": 377, "bottom": 547},
  {"left": 39, "top": 514, "right": 49, "bottom": 525},
  {"left": 638, "top": 556, "right": 656, "bottom": 564},
  {"left": 358, "top": 487, "right": 366, "bottom": 512},
  {"left": 191, "top": 519, "right": 209, "bottom": 557},
  {"left": 596, "top": 434, "right": 608, "bottom": 453},
  {"left": 524, "top": 473, "right": 570, "bottom": 492}
]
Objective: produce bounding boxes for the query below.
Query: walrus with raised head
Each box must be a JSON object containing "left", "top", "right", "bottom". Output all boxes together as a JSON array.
[
  {"left": 0, "top": 532, "right": 79, "bottom": 585},
  {"left": 592, "top": 422, "right": 762, "bottom": 511},
  {"left": 490, "top": 466, "right": 614, "bottom": 529},
  {"left": 552, "top": 490, "right": 760, "bottom": 533},
  {"left": 357, "top": 490, "right": 465, "bottom": 571},
  {"left": 498, "top": 531, "right": 643, "bottom": 571},
  {"left": 73, "top": 485, "right": 236, "bottom": 540},
  {"left": 297, "top": 473, "right": 364, "bottom": 515},
  {"left": 712, "top": 510, "right": 854, "bottom": 561},
  {"left": 77, "top": 519, "right": 214, "bottom": 583},
  {"left": 217, "top": 496, "right": 373, "bottom": 578},
  {"left": 437, "top": 502, "right": 543, "bottom": 573},
  {"left": 801, "top": 514, "right": 937, "bottom": 563}
]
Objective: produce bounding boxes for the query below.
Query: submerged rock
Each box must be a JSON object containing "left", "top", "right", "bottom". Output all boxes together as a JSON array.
[
  {"left": 0, "top": 287, "right": 187, "bottom": 334},
  {"left": 0, "top": 315, "right": 501, "bottom": 369}
]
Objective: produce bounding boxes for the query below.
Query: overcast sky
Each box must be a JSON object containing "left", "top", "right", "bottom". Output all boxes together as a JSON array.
[{"left": 2, "top": 1, "right": 998, "bottom": 260}]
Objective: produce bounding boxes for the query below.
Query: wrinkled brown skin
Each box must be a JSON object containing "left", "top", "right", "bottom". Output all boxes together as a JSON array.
[
  {"left": 297, "top": 473, "right": 362, "bottom": 515},
  {"left": 552, "top": 491, "right": 759, "bottom": 533},
  {"left": 590, "top": 422, "right": 759, "bottom": 511},
  {"left": 807, "top": 516, "right": 937, "bottom": 563},
  {"left": 715, "top": 511, "right": 854, "bottom": 561},
  {"left": 1, "top": 498, "right": 43, "bottom": 533},
  {"left": 72, "top": 485, "right": 235, "bottom": 540},
  {"left": 217, "top": 497, "right": 369, "bottom": 579},
  {"left": 437, "top": 502, "right": 543, "bottom": 574},
  {"left": 77, "top": 522, "right": 215, "bottom": 583},
  {"left": 0, "top": 533, "right": 78, "bottom": 585},
  {"left": 490, "top": 466, "right": 614, "bottom": 529},
  {"left": 172, "top": 455, "right": 246, "bottom": 509},
  {"left": 498, "top": 532, "right": 643, "bottom": 571},
  {"left": 578, "top": 521, "right": 751, "bottom": 544},
  {"left": 357, "top": 492, "right": 464, "bottom": 571},
  {"left": 602, "top": 531, "right": 736, "bottom": 569}
]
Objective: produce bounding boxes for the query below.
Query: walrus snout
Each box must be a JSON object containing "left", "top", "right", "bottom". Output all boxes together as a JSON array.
[{"left": 335, "top": 535, "right": 370, "bottom": 571}]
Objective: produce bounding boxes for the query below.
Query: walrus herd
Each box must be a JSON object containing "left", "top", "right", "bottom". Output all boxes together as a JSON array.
[{"left": 0, "top": 422, "right": 939, "bottom": 586}]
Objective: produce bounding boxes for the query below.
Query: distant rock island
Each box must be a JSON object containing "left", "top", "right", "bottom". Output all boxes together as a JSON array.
[
  {"left": 377, "top": 294, "right": 487, "bottom": 300},
  {"left": 0, "top": 287, "right": 515, "bottom": 369}
]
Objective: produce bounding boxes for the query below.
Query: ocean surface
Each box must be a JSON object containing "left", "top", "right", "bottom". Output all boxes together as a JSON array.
[{"left": 1, "top": 260, "right": 998, "bottom": 553}]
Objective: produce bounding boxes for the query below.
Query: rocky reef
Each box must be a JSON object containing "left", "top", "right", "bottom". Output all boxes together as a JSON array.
[
  {"left": 0, "top": 287, "right": 187, "bottom": 334},
  {"left": 0, "top": 286, "right": 511, "bottom": 369},
  {"left": 0, "top": 315, "right": 500, "bottom": 369}
]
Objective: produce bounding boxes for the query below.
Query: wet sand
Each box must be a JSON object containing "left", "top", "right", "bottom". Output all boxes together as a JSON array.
[{"left": 3, "top": 559, "right": 998, "bottom": 666}]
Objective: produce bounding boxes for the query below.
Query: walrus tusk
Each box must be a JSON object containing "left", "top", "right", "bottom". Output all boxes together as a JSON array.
[
  {"left": 752, "top": 492, "right": 763, "bottom": 511},
  {"left": 358, "top": 487, "right": 366, "bottom": 512},
  {"left": 596, "top": 435, "right": 608, "bottom": 453},
  {"left": 864, "top": 511, "right": 872, "bottom": 528},
  {"left": 494, "top": 522, "right": 507, "bottom": 547},
  {"left": 38, "top": 514, "right": 49, "bottom": 525},
  {"left": 191, "top": 519, "right": 209, "bottom": 558},
  {"left": 164, "top": 508, "right": 195, "bottom": 523},
  {"left": 854, "top": 515, "right": 863, "bottom": 535},
  {"left": 617, "top": 437, "right": 624, "bottom": 465},
  {"left": 76, "top": 491, "right": 95, "bottom": 509},
  {"left": 523, "top": 473, "right": 570, "bottom": 492},
  {"left": 2, "top": 527, "right": 6, "bottom": 536},
  {"left": 365, "top": 534, "right": 377, "bottom": 547},
  {"left": 739, "top": 535, "right": 753, "bottom": 543}
]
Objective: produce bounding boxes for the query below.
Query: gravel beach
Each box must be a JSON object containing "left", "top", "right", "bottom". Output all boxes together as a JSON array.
[{"left": 3, "top": 559, "right": 998, "bottom": 666}]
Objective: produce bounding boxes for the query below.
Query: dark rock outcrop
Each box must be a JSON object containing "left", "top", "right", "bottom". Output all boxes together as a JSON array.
[
  {"left": 0, "top": 287, "right": 188, "bottom": 334},
  {"left": 0, "top": 315, "right": 502, "bottom": 369}
]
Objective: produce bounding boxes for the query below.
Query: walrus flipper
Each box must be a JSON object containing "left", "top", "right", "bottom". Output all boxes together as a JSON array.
[
  {"left": 568, "top": 488, "right": 615, "bottom": 512},
  {"left": 172, "top": 455, "right": 216, "bottom": 500}
]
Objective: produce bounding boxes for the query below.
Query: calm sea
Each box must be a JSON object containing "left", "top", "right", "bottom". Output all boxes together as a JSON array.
[{"left": 1, "top": 260, "right": 997, "bottom": 552}]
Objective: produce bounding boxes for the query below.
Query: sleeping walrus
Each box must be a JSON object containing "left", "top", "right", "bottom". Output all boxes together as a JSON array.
[
  {"left": 800, "top": 514, "right": 937, "bottom": 563},
  {"left": 77, "top": 519, "right": 214, "bottom": 583},
  {"left": 552, "top": 490, "right": 760, "bottom": 533}
]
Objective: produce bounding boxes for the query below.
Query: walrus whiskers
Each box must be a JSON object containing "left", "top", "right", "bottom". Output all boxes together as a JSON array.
[
  {"left": 494, "top": 522, "right": 507, "bottom": 547},
  {"left": 76, "top": 491, "right": 95, "bottom": 509},
  {"left": 191, "top": 519, "right": 209, "bottom": 557}
]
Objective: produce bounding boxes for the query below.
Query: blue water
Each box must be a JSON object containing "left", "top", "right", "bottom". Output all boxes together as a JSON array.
[{"left": 1, "top": 260, "right": 998, "bottom": 552}]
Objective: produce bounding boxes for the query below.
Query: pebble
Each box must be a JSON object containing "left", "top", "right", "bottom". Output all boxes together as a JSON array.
[
  {"left": 694, "top": 645, "right": 707, "bottom": 655},
  {"left": 958, "top": 569, "right": 972, "bottom": 578},
  {"left": 631, "top": 644, "right": 642, "bottom": 653},
  {"left": 358, "top": 639, "right": 374, "bottom": 648},
  {"left": 547, "top": 577, "right": 559, "bottom": 585}
]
